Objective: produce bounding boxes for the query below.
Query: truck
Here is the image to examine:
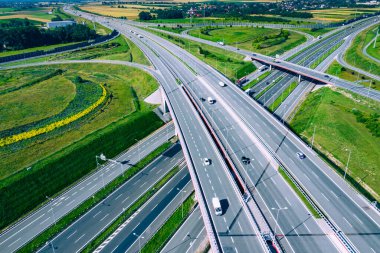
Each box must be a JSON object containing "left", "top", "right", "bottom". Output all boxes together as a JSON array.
[
  {"left": 258, "top": 65, "right": 268, "bottom": 72},
  {"left": 212, "top": 197, "right": 222, "bottom": 216}
]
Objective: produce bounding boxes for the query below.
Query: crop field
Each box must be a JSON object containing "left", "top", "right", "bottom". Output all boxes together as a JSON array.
[
  {"left": 188, "top": 26, "right": 306, "bottom": 56},
  {"left": 304, "top": 8, "right": 380, "bottom": 22},
  {"left": 80, "top": 4, "right": 165, "bottom": 20},
  {"left": 291, "top": 87, "right": 380, "bottom": 201},
  {"left": 0, "top": 7, "right": 57, "bottom": 22},
  {"left": 345, "top": 24, "right": 380, "bottom": 76}
]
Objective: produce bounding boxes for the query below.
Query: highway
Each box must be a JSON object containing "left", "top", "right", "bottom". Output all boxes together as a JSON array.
[
  {"left": 116, "top": 20, "right": 380, "bottom": 252},
  {"left": 66, "top": 7, "right": 272, "bottom": 252},
  {"left": 99, "top": 166, "right": 192, "bottom": 253},
  {"left": 0, "top": 123, "right": 175, "bottom": 253},
  {"left": 37, "top": 143, "right": 184, "bottom": 253},
  {"left": 160, "top": 207, "right": 206, "bottom": 253}
]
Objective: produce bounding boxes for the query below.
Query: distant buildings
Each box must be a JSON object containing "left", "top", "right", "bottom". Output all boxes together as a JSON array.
[{"left": 46, "top": 20, "right": 76, "bottom": 29}]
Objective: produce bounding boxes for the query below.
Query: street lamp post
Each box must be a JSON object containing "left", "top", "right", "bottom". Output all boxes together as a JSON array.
[
  {"left": 177, "top": 188, "right": 186, "bottom": 218},
  {"left": 271, "top": 207, "right": 288, "bottom": 235},
  {"left": 133, "top": 232, "right": 144, "bottom": 253},
  {"left": 344, "top": 148, "right": 351, "bottom": 180}
]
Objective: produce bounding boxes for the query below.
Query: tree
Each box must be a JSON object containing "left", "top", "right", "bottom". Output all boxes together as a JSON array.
[{"left": 139, "top": 11, "right": 153, "bottom": 21}]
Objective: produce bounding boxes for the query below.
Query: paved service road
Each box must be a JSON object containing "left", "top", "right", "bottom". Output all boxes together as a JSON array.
[
  {"left": 38, "top": 143, "right": 184, "bottom": 253},
  {"left": 99, "top": 166, "right": 192, "bottom": 253},
  {"left": 0, "top": 123, "right": 175, "bottom": 253},
  {"left": 160, "top": 206, "right": 206, "bottom": 253}
]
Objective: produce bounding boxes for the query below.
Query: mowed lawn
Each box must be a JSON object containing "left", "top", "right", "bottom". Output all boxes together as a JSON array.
[
  {"left": 0, "top": 75, "right": 75, "bottom": 131},
  {"left": 304, "top": 8, "right": 380, "bottom": 22},
  {"left": 326, "top": 60, "right": 379, "bottom": 91},
  {"left": 291, "top": 87, "right": 380, "bottom": 200},
  {"left": 0, "top": 63, "right": 159, "bottom": 179},
  {"left": 188, "top": 26, "right": 306, "bottom": 56},
  {"left": 366, "top": 26, "right": 380, "bottom": 61},
  {"left": 345, "top": 24, "right": 380, "bottom": 76}
]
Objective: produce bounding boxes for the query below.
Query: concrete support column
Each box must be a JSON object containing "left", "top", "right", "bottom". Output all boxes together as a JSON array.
[
  {"left": 269, "top": 65, "right": 272, "bottom": 71},
  {"left": 160, "top": 86, "right": 169, "bottom": 114},
  {"left": 298, "top": 74, "right": 302, "bottom": 82}
]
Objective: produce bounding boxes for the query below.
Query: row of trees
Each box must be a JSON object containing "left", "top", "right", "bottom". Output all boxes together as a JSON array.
[{"left": 0, "top": 24, "right": 97, "bottom": 52}]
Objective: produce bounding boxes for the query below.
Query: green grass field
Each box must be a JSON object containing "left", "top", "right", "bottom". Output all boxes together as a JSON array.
[
  {"left": 1, "top": 35, "right": 150, "bottom": 66},
  {"left": 0, "top": 63, "right": 162, "bottom": 230},
  {"left": 148, "top": 29, "right": 255, "bottom": 82},
  {"left": 188, "top": 26, "right": 306, "bottom": 56},
  {"left": 291, "top": 87, "right": 380, "bottom": 201},
  {"left": 153, "top": 25, "right": 187, "bottom": 34},
  {"left": 366, "top": 27, "right": 380, "bottom": 61},
  {"left": 345, "top": 24, "right": 380, "bottom": 76},
  {"left": 326, "top": 60, "right": 378, "bottom": 91},
  {"left": 290, "top": 27, "right": 335, "bottom": 37}
]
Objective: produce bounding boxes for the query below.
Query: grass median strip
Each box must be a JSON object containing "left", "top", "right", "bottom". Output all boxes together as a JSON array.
[
  {"left": 141, "top": 193, "right": 195, "bottom": 253},
  {"left": 82, "top": 163, "right": 181, "bottom": 253},
  {"left": 242, "top": 71, "right": 271, "bottom": 91},
  {"left": 18, "top": 141, "right": 173, "bottom": 253},
  {"left": 255, "top": 76, "right": 283, "bottom": 99},
  {"left": 278, "top": 167, "right": 321, "bottom": 218},
  {"left": 269, "top": 81, "right": 299, "bottom": 112}
]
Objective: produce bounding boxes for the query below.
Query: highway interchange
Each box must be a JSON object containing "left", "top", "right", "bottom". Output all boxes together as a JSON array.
[{"left": 0, "top": 6, "right": 379, "bottom": 253}]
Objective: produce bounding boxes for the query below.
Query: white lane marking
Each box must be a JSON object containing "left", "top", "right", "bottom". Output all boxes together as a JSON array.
[
  {"left": 66, "top": 199, "right": 75, "bottom": 207},
  {"left": 285, "top": 197, "right": 292, "bottom": 206},
  {"left": 74, "top": 234, "right": 86, "bottom": 244},
  {"left": 72, "top": 191, "right": 78, "bottom": 196},
  {"left": 40, "top": 217, "right": 50, "bottom": 225},
  {"left": 79, "top": 186, "right": 85, "bottom": 191},
  {"left": 8, "top": 238, "right": 21, "bottom": 248},
  {"left": 156, "top": 168, "right": 163, "bottom": 175},
  {"left": 304, "top": 223, "right": 311, "bottom": 233},
  {"left": 238, "top": 221, "right": 243, "bottom": 232},
  {"left": 292, "top": 226, "right": 299, "bottom": 236},
  {"left": 321, "top": 193, "right": 329, "bottom": 202},
  {"left": 122, "top": 196, "right": 130, "bottom": 204},
  {"left": 353, "top": 214, "right": 363, "bottom": 225},
  {"left": 89, "top": 184, "right": 97, "bottom": 191},
  {"left": 115, "top": 194, "right": 122, "bottom": 200},
  {"left": 93, "top": 210, "right": 102, "bottom": 218},
  {"left": 67, "top": 230, "right": 77, "bottom": 239},
  {"left": 100, "top": 213, "right": 109, "bottom": 222},
  {"left": 343, "top": 217, "right": 353, "bottom": 227}
]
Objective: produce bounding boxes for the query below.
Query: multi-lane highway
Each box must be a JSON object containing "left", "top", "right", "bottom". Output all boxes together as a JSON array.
[
  {"left": 66, "top": 6, "right": 380, "bottom": 253},
  {"left": 0, "top": 123, "right": 175, "bottom": 253},
  {"left": 38, "top": 143, "right": 184, "bottom": 253}
]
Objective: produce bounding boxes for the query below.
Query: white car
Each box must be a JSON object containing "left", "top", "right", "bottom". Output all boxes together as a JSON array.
[
  {"left": 218, "top": 81, "right": 226, "bottom": 87},
  {"left": 203, "top": 158, "right": 211, "bottom": 166}
]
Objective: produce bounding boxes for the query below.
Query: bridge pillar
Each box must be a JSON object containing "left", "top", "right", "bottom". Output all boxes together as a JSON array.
[
  {"left": 298, "top": 74, "right": 302, "bottom": 82},
  {"left": 269, "top": 65, "right": 272, "bottom": 71},
  {"left": 160, "top": 86, "right": 169, "bottom": 114}
]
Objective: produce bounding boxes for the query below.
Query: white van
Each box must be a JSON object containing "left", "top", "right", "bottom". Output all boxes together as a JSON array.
[
  {"left": 207, "top": 97, "right": 214, "bottom": 104},
  {"left": 218, "top": 81, "right": 226, "bottom": 87},
  {"left": 212, "top": 197, "right": 222, "bottom": 216}
]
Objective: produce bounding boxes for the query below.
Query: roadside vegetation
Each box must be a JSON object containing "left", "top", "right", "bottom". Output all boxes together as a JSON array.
[
  {"left": 19, "top": 141, "right": 173, "bottom": 253},
  {"left": 0, "top": 63, "right": 161, "bottom": 230},
  {"left": 291, "top": 87, "right": 380, "bottom": 202},
  {"left": 269, "top": 81, "right": 299, "bottom": 112},
  {"left": 148, "top": 28, "right": 256, "bottom": 83},
  {"left": 326, "top": 60, "right": 378, "bottom": 91},
  {"left": 290, "top": 27, "right": 335, "bottom": 37},
  {"left": 345, "top": 24, "right": 380, "bottom": 76},
  {"left": 242, "top": 71, "right": 271, "bottom": 91},
  {"left": 2, "top": 35, "right": 150, "bottom": 66},
  {"left": 141, "top": 193, "right": 195, "bottom": 253},
  {"left": 188, "top": 26, "right": 306, "bottom": 57}
]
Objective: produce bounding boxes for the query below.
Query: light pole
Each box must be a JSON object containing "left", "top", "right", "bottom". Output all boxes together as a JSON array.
[
  {"left": 344, "top": 148, "right": 351, "bottom": 180},
  {"left": 46, "top": 196, "right": 57, "bottom": 225},
  {"left": 177, "top": 187, "right": 186, "bottom": 218},
  {"left": 100, "top": 153, "right": 124, "bottom": 177},
  {"left": 271, "top": 206, "right": 287, "bottom": 235},
  {"left": 95, "top": 153, "right": 106, "bottom": 168},
  {"left": 133, "top": 232, "right": 144, "bottom": 253}
]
